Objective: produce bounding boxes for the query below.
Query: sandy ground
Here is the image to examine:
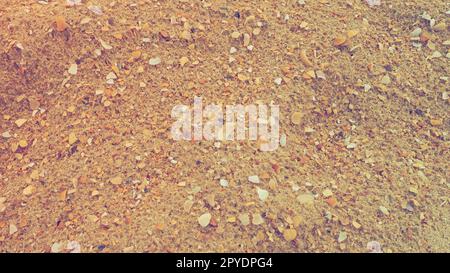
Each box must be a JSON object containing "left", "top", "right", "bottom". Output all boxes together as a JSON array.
[{"left": 0, "top": 0, "right": 449, "bottom": 253}]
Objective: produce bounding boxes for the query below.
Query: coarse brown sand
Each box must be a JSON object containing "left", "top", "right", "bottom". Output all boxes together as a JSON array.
[{"left": 0, "top": 0, "right": 449, "bottom": 253}]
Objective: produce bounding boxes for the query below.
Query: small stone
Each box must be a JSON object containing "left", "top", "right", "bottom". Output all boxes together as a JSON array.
[
  {"left": 110, "top": 176, "right": 123, "bottom": 185},
  {"left": 87, "top": 214, "right": 99, "bottom": 223},
  {"left": 410, "top": 28, "right": 422, "bottom": 37},
  {"left": 293, "top": 215, "right": 303, "bottom": 227},
  {"left": 432, "top": 22, "right": 446, "bottom": 32},
  {"left": 179, "top": 56, "right": 189, "bottom": 66},
  {"left": 198, "top": 213, "right": 212, "bottom": 227},
  {"left": 248, "top": 175, "right": 260, "bottom": 184},
  {"left": 2, "top": 131, "right": 11, "bottom": 138},
  {"left": 297, "top": 193, "right": 314, "bottom": 205},
  {"left": 280, "top": 133, "right": 287, "bottom": 147},
  {"left": 219, "top": 179, "right": 229, "bottom": 187},
  {"left": 347, "top": 29, "right": 359, "bottom": 38},
  {"left": 291, "top": 112, "right": 302, "bottom": 125},
  {"left": 316, "top": 70, "right": 326, "bottom": 80},
  {"left": 106, "top": 72, "right": 117, "bottom": 80},
  {"left": 68, "top": 63, "right": 78, "bottom": 75},
  {"left": 338, "top": 231, "right": 347, "bottom": 243},
  {"left": 55, "top": 16, "right": 68, "bottom": 32},
  {"left": 409, "top": 187, "right": 419, "bottom": 195},
  {"left": 238, "top": 213, "right": 250, "bottom": 226},
  {"left": 283, "top": 228, "right": 297, "bottom": 241},
  {"left": 334, "top": 35, "right": 347, "bottom": 46},
  {"left": 68, "top": 133, "right": 78, "bottom": 145},
  {"left": 430, "top": 119, "right": 443, "bottom": 126},
  {"left": 256, "top": 187, "right": 269, "bottom": 201},
  {"left": 9, "top": 223, "right": 18, "bottom": 235},
  {"left": 183, "top": 199, "right": 194, "bottom": 212},
  {"left": 23, "top": 185, "right": 36, "bottom": 196},
  {"left": 252, "top": 213, "right": 264, "bottom": 225},
  {"left": 379, "top": 206, "right": 389, "bottom": 216},
  {"left": 180, "top": 30, "right": 192, "bottom": 41},
  {"left": 304, "top": 127, "right": 315, "bottom": 134},
  {"left": 322, "top": 189, "right": 333, "bottom": 198},
  {"left": 149, "top": 57, "right": 161, "bottom": 66},
  {"left": 18, "top": 139, "right": 28, "bottom": 148},
  {"left": 88, "top": 5, "right": 103, "bottom": 16},
  {"left": 230, "top": 31, "right": 241, "bottom": 39},
  {"left": 51, "top": 242, "right": 64, "bottom": 253},
  {"left": 381, "top": 75, "right": 391, "bottom": 85},
  {"left": 346, "top": 143, "right": 357, "bottom": 149},
  {"left": 99, "top": 39, "right": 112, "bottom": 50},
  {"left": 327, "top": 197, "right": 338, "bottom": 207},
  {"left": 303, "top": 70, "right": 316, "bottom": 80},
  {"left": 67, "top": 241, "right": 81, "bottom": 253},
  {"left": 243, "top": 33, "right": 251, "bottom": 46},
  {"left": 352, "top": 221, "right": 362, "bottom": 229},
  {"left": 15, "top": 119, "right": 27, "bottom": 128},
  {"left": 274, "top": 77, "right": 283, "bottom": 85},
  {"left": 367, "top": 241, "right": 383, "bottom": 253},
  {"left": 299, "top": 49, "right": 313, "bottom": 67}
]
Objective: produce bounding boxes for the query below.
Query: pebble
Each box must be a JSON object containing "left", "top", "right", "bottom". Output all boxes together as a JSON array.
[
  {"left": 2, "top": 131, "right": 11, "bottom": 138},
  {"left": 15, "top": 119, "right": 27, "bottom": 128},
  {"left": 283, "top": 228, "right": 297, "bottom": 241},
  {"left": 274, "top": 77, "right": 283, "bottom": 85},
  {"left": 322, "top": 189, "right": 333, "bottom": 198},
  {"left": 248, "top": 175, "right": 260, "bottom": 184},
  {"left": 198, "top": 213, "right": 212, "bottom": 228},
  {"left": 238, "top": 213, "right": 250, "bottom": 226},
  {"left": 299, "top": 49, "right": 313, "bottom": 67},
  {"left": 252, "top": 213, "right": 264, "bottom": 225},
  {"left": 99, "top": 39, "right": 112, "bottom": 50},
  {"left": 179, "top": 56, "right": 189, "bottom": 66},
  {"left": 334, "top": 35, "right": 347, "bottom": 46},
  {"left": 106, "top": 72, "right": 117, "bottom": 80},
  {"left": 68, "top": 133, "right": 78, "bottom": 145},
  {"left": 381, "top": 75, "right": 391, "bottom": 85},
  {"left": 303, "top": 70, "right": 316, "bottom": 80},
  {"left": 352, "top": 221, "right": 362, "bottom": 229},
  {"left": 183, "top": 200, "right": 194, "bottom": 212},
  {"left": 110, "top": 176, "right": 123, "bottom": 185},
  {"left": 326, "top": 197, "right": 338, "bottom": 208},
  {"left": 338, "top": 231, "right": 347, "bottom": 243},
  {"left": 219, "top": 179, "right": 229, "bottom": 187},
  {"left": 23, "top": 185, "right": 36, "bottom": 196},
  {"left": 88, "top": 5, "right": 103, "bottom": 16},
  {"left": 68, "top": 63, "right": 78, "bottom": 75},
  {"left": 149, "top": 57, "right": 161, "bottom": 66},
  {"left": 9, "top": 223, "right": 18, "bottom": 235},
  {"left": 230, "top": 31, "right": 241, "bottom": 39},
  {"left": 256, "top": 187, "right": 269, "bottom": 201},
  {"left": 432, "top": 22, "right": 446, "bottom": 32},
  {"left": 18, "top": 139, "right": 28, "bottom": 148},
  {"left": 51, "top": 242, "right": 64, "bottom": 253},
  {"left": 180, "top": 30, "right": 192, "bottom": 41},
  {"left": 280, "top": 133, "right": 287, "bottom": 147},
  {"left": 297, "top": 193, "right": 314, "bottom": 205},
  {"left": 410, "top": 28, "right": 422, "bottom": 37},
  {"left": 291, "top": 112, "right": 302, "bottom": 125},
  {"left": 0, "top": 198, "right": 6, "bottom": 213},
  {"left": 67, "top": 241, "right": 81, "bottom": 253},
  {"left": 367, "top": 241, "right": 383, "bottom": 253},
  {"left": 55, "top": 16, "right": 68, "bottom": 32},
  {"left": 408, "top": 187, "right": 419, "bottom": 195},
  {"left": 379, "top": 206, "right": 389, "bottom": 216}
]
